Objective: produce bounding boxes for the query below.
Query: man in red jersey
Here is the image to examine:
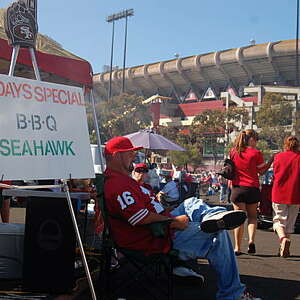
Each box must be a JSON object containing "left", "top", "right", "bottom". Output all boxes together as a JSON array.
[{"left": 104, "top": 136, "right": 261, "bottom": 300}]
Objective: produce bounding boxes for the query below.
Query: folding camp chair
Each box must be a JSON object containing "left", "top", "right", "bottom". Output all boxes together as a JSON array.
[{"left": 94, "top": 174, "right": 202, "bottom": 300}]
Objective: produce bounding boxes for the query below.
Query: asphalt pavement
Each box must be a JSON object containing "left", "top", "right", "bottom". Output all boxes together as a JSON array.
[
  {"left": 6, "top": 197, "right": 300, "bottom": 300},
  {"left": 205, "top": 196, "right": 300, "bottom": 300}
]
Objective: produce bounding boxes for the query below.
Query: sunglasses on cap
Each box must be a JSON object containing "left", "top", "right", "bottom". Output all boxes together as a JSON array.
[{"left": 135, "top": 168, "right": 148, "bottom": 173}]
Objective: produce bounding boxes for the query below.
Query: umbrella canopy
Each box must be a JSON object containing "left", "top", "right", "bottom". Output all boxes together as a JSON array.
[{"left": 124, "top": 130, "right": 186, "bottom": 151}]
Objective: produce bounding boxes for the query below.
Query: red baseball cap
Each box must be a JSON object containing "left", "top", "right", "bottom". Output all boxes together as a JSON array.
[
  {"left": 134, "top": 163, "right": 148, "bottom": 171},
  {"left": 104, "top": 136, "right": 143, "bottom": 155}
]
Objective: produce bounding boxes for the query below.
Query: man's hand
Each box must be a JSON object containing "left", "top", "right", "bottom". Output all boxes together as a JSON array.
[{"left": 170, "top": 215, "right": 189, "bottom": 230}]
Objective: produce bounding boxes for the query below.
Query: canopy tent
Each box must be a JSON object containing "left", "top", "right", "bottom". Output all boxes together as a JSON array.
[
  {"left": 0, "top": 9, "right": 104, "bottom": 171},
  {"left": 0, "top": 37, "right": 93, "bottom": 87},
  {"left": 0, "top": 6, "right": 100, "bottom": 299},
  {"left": 0, "top": 8, "right": 93, "bottom": 87}
]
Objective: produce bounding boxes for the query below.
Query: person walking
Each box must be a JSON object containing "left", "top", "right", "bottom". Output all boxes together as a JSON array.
[
  {"left": 230, "top": 129, "right": 274, "bottom": 255},
  {"left": 272, "top": 136, "right": 300, "bottom": 258}
]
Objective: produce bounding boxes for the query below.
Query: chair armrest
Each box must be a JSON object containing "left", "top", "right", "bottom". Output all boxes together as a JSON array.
[{"left": 146, "top": 219, "right": 173, "bottom": 238}]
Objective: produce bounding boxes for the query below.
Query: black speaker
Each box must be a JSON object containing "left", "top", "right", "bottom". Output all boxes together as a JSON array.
[{"left": 23, "top": 196, "right": 76, "bottom": 293}]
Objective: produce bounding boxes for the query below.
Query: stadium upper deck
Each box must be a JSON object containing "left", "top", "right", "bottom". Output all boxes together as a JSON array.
[{"left": 93, "top": 39, "right": 300, "bottom": 101}]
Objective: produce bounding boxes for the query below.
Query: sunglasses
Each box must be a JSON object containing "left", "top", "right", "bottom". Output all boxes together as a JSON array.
[{"left": 135, "top": 169, "right": 148, "bottom": 173}]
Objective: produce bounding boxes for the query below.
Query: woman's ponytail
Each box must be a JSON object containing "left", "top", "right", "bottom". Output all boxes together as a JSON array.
[{"left": 233, "top": 129, "right": 258, "bottom": 154}]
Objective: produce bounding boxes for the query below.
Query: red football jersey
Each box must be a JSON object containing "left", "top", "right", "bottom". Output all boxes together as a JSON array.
[
  {"left": 272, "top": 151, "right": 300, "bottom": 205},
  {"left": 104, "top": 168, "right": 172, "bottom": 255},
  {"left": 141, "top": 182, "right": 154, "bottom": 193},
  {"left": 231, "top": 147, "right": 264, "bottom": 188}
]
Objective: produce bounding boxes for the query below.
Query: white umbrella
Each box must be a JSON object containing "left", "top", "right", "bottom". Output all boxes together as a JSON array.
[{"left": 124, "top": 129, "right": 186, "bottom": 151}]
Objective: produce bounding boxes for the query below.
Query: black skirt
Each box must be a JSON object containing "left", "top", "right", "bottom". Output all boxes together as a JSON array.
[{"left": 230, "top": 185, "right": 261, "bottom": 204}]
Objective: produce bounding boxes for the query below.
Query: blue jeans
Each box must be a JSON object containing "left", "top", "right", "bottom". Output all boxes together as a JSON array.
[
  {"left": 220, "top": 184, "right": 228, "bottom": 202},
  {"left": 170, "top": 197, "right": 245, "bottom": 300}
]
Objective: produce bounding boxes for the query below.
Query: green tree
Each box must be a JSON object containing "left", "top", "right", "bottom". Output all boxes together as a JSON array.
[
  {"left": 255, "top": 93, "right": 294, "bottom": 150},
  {"left": 168, "top": 142, "right": 203, "bottom": 171},
  {"left": 225, "top": 106, "right": 250, "bottom": 140},
  {"left": 191, "top": 107, "right": 249, "bottom": 164},
  {"left": 158, "top": 127, "right": 202, "bottom": 170},
  {"left": 87, "top": 93, "right": 152, "bottom": 142},
  {"left": 256, "top": 139, "right": 274, "bottom": 161},
  {"left": 158, "top": 126, "right": 181, "bottom": 144}
]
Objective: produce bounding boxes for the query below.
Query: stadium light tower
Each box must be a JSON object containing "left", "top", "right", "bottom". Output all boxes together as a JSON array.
[
  {"left": 122, "top": 9, "right": 134, "bottom": 93},
  {"left": 106, "top": 9, "right": 134, "bottom": 99}
]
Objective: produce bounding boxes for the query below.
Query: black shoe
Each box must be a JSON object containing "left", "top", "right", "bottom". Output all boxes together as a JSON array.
[
  {"left": 173, "top": 274, "right": 205, "bottom": 287},
  {"left": 248, "top": 243, "right": 256, "bottom": 254},
  {"left": 235, "top": 251, "right": 243, "bottom": 256},
  {"left": 200, "top": 210, "right": 247, "bottom": 233},
  {"left": 173, "top": 267, "right": 205, "bottom": 287}
]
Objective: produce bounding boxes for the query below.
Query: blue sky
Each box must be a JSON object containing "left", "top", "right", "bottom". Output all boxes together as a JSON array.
[{"left": 1, "top": 0, "right": 298, "bottom": 74}]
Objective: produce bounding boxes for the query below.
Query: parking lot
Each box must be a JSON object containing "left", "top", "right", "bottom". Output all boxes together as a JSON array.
[{"left": 7, "top": 197, "right": 300, "bottom": 300}]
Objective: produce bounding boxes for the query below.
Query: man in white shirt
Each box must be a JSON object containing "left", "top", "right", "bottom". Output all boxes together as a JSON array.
[
  {"left": 172, "top": 165, "right": 182, "bottom": 182},
  {"left": 144, "top": 163, "right": 160, "bottom": 193},
  {"left": 158, "top": 175, "right": 179, "bottom": 207}
]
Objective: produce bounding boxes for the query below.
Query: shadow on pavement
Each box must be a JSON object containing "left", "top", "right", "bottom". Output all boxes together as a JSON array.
[
  {"left": 87, "top": 261, "right": 300, "bottom": 300},
  {"left": 240, "top": 274, "right": 300, "bottom": 300}
]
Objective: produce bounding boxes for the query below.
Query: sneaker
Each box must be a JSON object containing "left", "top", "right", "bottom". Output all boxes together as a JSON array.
[
  {"left": 201, "top": 210, "right": 247, "bottom": 233},
  {"left": 238, "top": 291, "right": 262, "bottom": 300}
]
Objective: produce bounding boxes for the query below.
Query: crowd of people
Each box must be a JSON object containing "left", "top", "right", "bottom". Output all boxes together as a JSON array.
[
  {"left": 101, "top": 130, "right": 300, "bottom": 300},
  {"left": 103, "top": 136, "right": 261, "bottom": 300},
  {"left": 136, "top": 131, "right": 299, "bottom": 261},
  {"left": 1, "top": 130, "right": 299, "bottom": 300},
  {"left": 228, "top": 131, "right": 300, "bottom": 258}
]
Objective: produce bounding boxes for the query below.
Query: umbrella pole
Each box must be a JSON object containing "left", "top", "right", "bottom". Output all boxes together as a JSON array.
[{"left": 144, "top": 149, "right": 150, "bottom": 164}]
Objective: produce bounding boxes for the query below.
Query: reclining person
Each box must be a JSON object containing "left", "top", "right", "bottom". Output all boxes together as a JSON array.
[{"left": 104, "top": 136, "right": 262, "bottom": 300}]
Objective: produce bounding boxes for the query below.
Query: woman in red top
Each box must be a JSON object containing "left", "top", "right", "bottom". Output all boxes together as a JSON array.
[
  {"left": 272, "top": 136, "right": 300, "bottom": 258},
  {"left": 230, "top": 129, "right": 274, "bottom": 255}
]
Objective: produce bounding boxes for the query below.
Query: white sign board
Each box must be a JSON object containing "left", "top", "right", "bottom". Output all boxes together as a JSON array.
[{"left": 0, "top": 74, "right": 95, "bottom": 180}]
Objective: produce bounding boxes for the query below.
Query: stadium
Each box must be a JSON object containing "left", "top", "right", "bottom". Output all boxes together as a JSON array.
[
  {"left": 93, "top": 39, "right": 300, "bottom": 168},
  {"left": 93, "top": 39, "right": 300, "bottom": 101}
]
